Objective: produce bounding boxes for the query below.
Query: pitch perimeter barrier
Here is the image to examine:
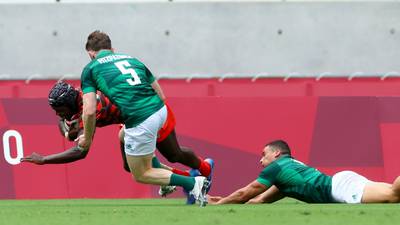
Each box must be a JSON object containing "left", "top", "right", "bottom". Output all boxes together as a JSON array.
[{"left": 1, "top": 78, "right": 400, "bottom": 199}]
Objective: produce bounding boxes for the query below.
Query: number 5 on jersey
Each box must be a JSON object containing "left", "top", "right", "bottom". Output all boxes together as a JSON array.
[{"left": 115, "top": 60, "right": 142, "bottom": 86}]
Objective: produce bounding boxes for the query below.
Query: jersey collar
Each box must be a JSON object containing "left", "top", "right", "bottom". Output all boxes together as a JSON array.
[{"left": 95, "top": 49, "right": 113, "bottom": 59}]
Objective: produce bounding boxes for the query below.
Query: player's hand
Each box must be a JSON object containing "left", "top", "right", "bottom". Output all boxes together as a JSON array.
[
  {"left": 207, "top": 195, "right": 223, "bottom": 204},
  {"left": 20, "top": 152, "right": 45, "bottom": 165},
  {"left": 75, "top": 134, "right": 91, "bottom": 151},
  {"left": 67, "top": 120, "right": 81, "bottom": 141}
]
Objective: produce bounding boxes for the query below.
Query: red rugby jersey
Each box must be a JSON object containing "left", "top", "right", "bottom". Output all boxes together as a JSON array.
[{"left": 65, "top": 92, "right": 123, "bottom": 131}]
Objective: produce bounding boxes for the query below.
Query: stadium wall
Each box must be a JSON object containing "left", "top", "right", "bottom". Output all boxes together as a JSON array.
[
  {"left": 2, "top": 78, "right": 400, "bottom": 199},
  {"left": 0, "top": 2, "right": 399, "bottom": 79}
]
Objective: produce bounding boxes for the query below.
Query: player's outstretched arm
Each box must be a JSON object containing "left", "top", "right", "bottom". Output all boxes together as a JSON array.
[
  {"left": 246, "top": 185, "right": 285, "bottom": 204},
  {"left": 211, "top": 180, "right": 268, "bottom": 204},
  {"left": 20, "top": 146, "right": 89, "bottom": 165}
]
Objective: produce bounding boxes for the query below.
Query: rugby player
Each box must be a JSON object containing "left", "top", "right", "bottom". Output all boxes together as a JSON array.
[{"left": 209, "top": 140, "right": 400, "bottom": 204}]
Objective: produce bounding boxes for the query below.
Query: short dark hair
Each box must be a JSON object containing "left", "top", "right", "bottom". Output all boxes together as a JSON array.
[
  {"left": 48, "top": 81, "right": 79, "bottom": 111},
  {"left": 85, "top": 30, "right": 112, "bottom": 51},
  {"left": 266, "top": 140, "right": 291, "bottom": 155}
]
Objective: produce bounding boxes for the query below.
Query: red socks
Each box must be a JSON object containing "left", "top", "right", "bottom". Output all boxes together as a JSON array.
[
  {"left": 171, "top": 158, "right": 211, "bottom": 177},
  {"left": 172, "top": 168, "right": 190, "bottom": 177}
]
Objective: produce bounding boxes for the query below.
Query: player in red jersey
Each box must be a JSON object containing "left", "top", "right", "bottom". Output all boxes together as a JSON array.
[
  {"left": 21, "top": 81, "right": 214, "bottom": 198},
  {"left": 21, "top": 81, "right": 125, "bottom": 165},
  {"left": 20, "top": 81, "right": 182, "bottom": 195}
]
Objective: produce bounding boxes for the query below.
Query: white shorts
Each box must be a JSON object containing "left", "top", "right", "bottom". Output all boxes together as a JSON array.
[
  {"left": 124, "top": 105, "right": 167, "bottom": 156},
  {"left": 331, "top": 171, "right": 370, "bottom": 203}
]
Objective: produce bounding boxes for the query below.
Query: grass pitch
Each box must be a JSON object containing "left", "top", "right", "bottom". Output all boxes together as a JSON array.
[{"left": 1, "top": 198, "right": 399, "bottom": 225}]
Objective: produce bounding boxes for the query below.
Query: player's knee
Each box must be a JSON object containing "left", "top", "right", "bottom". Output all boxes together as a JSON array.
[
  {"left": 133, "top": 174, "right": 146, "bottom": 183},
  {"left": 132, "top": 171, "right": 152, "bottom": 184}
]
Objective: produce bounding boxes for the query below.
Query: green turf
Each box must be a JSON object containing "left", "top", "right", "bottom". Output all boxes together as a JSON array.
[{"left": 1, "top": 198, "right": 399, "bottom": 225}]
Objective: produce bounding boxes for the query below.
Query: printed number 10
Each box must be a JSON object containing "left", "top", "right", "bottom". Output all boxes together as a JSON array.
[{"left": 115, "top": 61, "right": 142, "bottom": 86}]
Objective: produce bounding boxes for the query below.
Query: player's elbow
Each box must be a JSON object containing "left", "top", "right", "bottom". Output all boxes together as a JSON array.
[
  {"left": 78, "top": 152, "right": 87, "bottom": 160},
  {"left": 75, "top": 148, "right": 89, "bottom": 160}
]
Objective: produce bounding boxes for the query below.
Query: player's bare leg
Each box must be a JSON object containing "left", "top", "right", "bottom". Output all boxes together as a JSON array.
[
  {"left": 126, "top": 153, "right": 209, "bottom": 206},
  {"left": 120, "top": 141, "right": 131, "bottom": 172},
  {"left": 157, "top": 130, "right": 213, "bottom": 178},
  {"left": 156, "top": 130, "right": 201, "bottom": 168},
  {"left": 362, "top": 177, "right": 400, "bottom": 203},
  {"left": 118, "top": 128, "right": 131, "bottom": 172},
  {"left": 126, "top": 153, "right": 171, "bottom": 185},
  {"left": 120, "top": 128, "right": 181, "bottom": 180},
  {"left": 392, "top": 176, "right": 400, "bottom": 195}
]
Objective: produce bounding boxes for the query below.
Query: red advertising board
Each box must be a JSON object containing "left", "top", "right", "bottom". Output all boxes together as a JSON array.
[{"left": 1, "top": 78, "right": 400, "bottom": 199}]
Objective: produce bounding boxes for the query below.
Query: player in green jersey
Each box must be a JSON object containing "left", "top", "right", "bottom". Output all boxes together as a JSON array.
[
  {"left": 209, "top": 140, "right": 400, "bottom": 204},
  {"left": 76, "top": 31, "right": 211, "bottom": 206}
]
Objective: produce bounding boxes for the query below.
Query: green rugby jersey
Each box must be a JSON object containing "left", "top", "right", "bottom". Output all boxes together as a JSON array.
[
  {"left": 81, "top": 50, "right": 164, "bottom": 128},
  {"left": 257, "top": 155, "right": 333, "bottom": 203}
]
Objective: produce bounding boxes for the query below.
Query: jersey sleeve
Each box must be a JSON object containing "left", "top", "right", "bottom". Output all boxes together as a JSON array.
[
  {"left": 256, "top": 162, "right": 281, "bottom": 188},
  {"left": 80, "top": 65, "right": 97, "bottom": 94}
]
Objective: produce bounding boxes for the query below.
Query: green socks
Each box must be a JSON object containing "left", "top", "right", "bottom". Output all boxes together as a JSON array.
[
  {"left": 152, "top": 156, "right": 162, "bottom": 168},
  {"left": 153, "top": 156, "right": 195, "bottom": 191},
  {"left": 169, "top": 174, "right": 195, "bottom": 191}
]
